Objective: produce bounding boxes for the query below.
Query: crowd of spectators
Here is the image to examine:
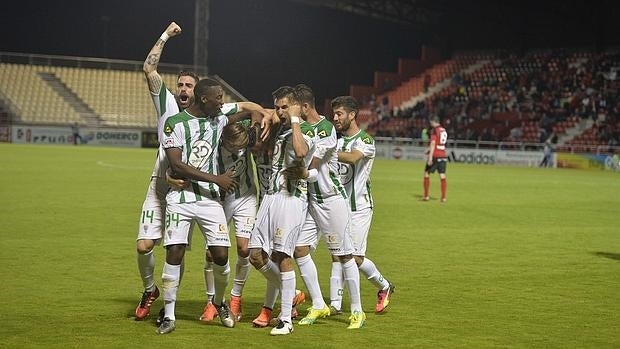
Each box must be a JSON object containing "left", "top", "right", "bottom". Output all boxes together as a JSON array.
[{"left": 366, "top": 49, "right": 619, "bottom": 151}]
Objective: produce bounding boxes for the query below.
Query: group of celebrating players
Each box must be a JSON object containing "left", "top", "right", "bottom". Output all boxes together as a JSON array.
[{"left": 132, "top": 21, "right": 447, "bottom": 336}]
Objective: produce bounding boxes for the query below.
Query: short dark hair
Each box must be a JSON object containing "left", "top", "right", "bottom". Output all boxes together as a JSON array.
[
  {"left": 177, "top": 71, "right": 200, "bottom": 84},
  {"left": 294, "top": 84, "right": 315, "bottom": 108},
  {"left": 272, "top": 85, "right": 295, "bottom": 101},
  {"left": 331, "top": 96, "right": 359, "bottom": 116},
  {"left": 193, "top": 78, "right": 221, "bottom": 98},
  {"left": 430, "top": 115, "right": 440, "bottom": 123}
]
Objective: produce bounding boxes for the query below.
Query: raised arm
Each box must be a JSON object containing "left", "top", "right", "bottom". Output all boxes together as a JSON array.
[
  {"left": 288, "top": 104, "right": 309, "bottom": 159},
  {"left": 143, "top": 22, "right": 182, "bottom": 94}
]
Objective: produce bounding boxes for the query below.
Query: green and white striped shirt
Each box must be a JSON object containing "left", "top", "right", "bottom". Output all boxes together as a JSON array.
[
  {"left": 308, "top": 116, "right": 347, "bottom": 203},
  {"left": 267, "top": 122, "right": 316, "bottom": 199},
  {"left": 161, "top": 103, "right": 239, "bottom": 204},
  {"left": 337, "top": 130, "right": 375, "bottom": 211}
]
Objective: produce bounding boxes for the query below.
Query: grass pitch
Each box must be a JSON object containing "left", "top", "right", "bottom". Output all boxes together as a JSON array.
[{"left": 0, "top": 143, "right": 618, "bottom": 348}]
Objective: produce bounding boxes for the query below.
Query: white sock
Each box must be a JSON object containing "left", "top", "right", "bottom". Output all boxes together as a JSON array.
[
  {"left": 259, "top": 259, "right": 281, "bottom": 288},
  {"left": 359, "top": 257, "right": 390, "bottom": 290},
  {"left": 280, "top": 270, "right": 295, "bottom": 323},
  {"left": 204, "top": 260, "right": 215, "bottom": 303},
  {"left": 329, "top": 261, "right": 343, "bottom": 310},
  {"left": 296, "top": 254, "right": 326, "bottom": 309},
  {"left": 137, "top": 250, "right": 155, "bottom": 291},
  {"left": 231, "top": 256, "right": 250, "bottom": 297},
  {"left": 162, "top": 263, "right": 181, "bottom": 321},
  {"left": 342, "top": 258, "right": 362, "bottom": 313},
  {"left": 212, "top": 261, "right": 230, "bottom": 306},
  {"left": 264, "top": 279, "right": 280, "bottom": 309}
]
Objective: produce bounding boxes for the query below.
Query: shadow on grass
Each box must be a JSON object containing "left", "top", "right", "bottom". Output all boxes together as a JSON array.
[
  {"left": 592, "top": 251, "right": 620, "bottom": 261},
  {"left": 116, "top": 297, "right": 351, "bottom": 328},
  {"left": 412, "top": 193, "right": 435, "bottom": 201}
]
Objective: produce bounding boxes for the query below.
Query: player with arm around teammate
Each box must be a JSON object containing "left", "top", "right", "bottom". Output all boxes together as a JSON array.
[
  {"left": 248, "top": 86, "right": 316, "bottom": 335},
  {"left": 331, "top": 95, "right": 395, "bottom": 314},
  {"left": 286, "top": 85, "right": 366, "bottom": 330},
  {"left": 156, "top": 78, "right": 271, "bottom": 334}
]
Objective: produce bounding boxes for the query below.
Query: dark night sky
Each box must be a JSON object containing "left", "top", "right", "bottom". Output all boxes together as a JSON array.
[{"left": 2, "top": 0, "right": 619, "bottom": 107}]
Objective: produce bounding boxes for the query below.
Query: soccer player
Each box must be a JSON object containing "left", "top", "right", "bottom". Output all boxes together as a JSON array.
[
  {"left": 156, "top": 78, "right": 271, "bottom": 334},
  {"left": 287, "top": 85, "right": 366, "bottom": 330},
  {"left": 200, "top": 118, "right": 263, "bottom": 323},
  {"left": 331, "top": 95, "right": 395, "bottom": 314},
  {"left": 248, "top": 86, "right": 316, "bottom": 336},
  {"left": 423, "top": 115, "right": 448, "bottom": 202},
  {"left": 134, "top": 21, "right": 197, "bottom": 321}
]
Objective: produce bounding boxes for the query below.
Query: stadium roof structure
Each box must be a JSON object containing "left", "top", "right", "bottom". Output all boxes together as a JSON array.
[
  {"left": 285, "top": 0, "right": 520, "bottom": 26},
  {"left": 285, "top": 0, "right": 611, "bottom": 29}
]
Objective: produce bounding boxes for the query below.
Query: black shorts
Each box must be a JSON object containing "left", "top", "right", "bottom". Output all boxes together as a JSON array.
[{"left": 425, "top": 158, "right": 447, "bottom": 174}]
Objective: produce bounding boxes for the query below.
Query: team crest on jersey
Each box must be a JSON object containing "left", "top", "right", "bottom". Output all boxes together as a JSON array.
[
  {"left": 218, "top": 224, "right": 227, "bottom": 234},
  {"left": 317, "top": 130, "right": 327, "bottom": 138},
  {"left": 362, "top": 137, "right": 372, "bottom": 144},
  {"left": 188, "top": 140, "right": 213, "bottom": 169},
  {"left": 275, "top": 228, "right": 283, "bottom": 238},
  {"left": 305, "top": 130, "right": 314, "bottom": 137},
  {"left": 164, "top": 124, "right": 173, "bottom": 136}
]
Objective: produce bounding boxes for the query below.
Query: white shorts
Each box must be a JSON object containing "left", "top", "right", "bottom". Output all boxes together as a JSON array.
[
  {"left": 164, "top": 200, "right": 230, "bottom": 248},
  {"left": 309, "top": 196, "right": 354, "bottom": 256},
  {"left": 296, "top": 211, "right": 319, "bottom": 251},
  {"left": 223, "top": 192, "right": 257, "bottom": 240},
  {"left": 136, "top": 177, "right": 168, "bottom": 242},
  {"left": 350, "top": 208, "right": 373, "bottom": 256},
  {"left": 249, "top": 192, "right": 308, "bottom": 257}
]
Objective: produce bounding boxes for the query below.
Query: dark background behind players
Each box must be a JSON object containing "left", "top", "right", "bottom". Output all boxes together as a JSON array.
[{"left": 2, "top": 0, "right": 619, "bottom": 107}]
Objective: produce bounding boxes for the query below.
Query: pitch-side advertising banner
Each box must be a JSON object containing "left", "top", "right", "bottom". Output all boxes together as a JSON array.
[
  {"left": 375, "top": 143, "right": 547, "bottom": 167},
  {"left": 11, "top": 125, "right": 142, "bottom": 147}
]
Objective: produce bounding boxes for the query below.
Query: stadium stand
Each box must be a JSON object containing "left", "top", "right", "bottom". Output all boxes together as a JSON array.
[
  {"left": 0, "top": 53, "right": 240, "bottom": 129},
  {"left": 355, "top": 49, "right": 619, "bottom": 150}
]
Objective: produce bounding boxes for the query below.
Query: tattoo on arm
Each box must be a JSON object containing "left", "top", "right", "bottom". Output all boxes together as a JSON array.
[
  {"left": 147, "top": 74, "right": 163, "bottom": 94},
  {"left": 146, "top": 53, "right": 160, "bottom": 66}
]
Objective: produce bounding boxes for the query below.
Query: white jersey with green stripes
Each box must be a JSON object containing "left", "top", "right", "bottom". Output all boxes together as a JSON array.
[
  {"left": 267, "top": 122, "right": 316, "bottom": 199},
  {"left": 150, "top": 82, "right": 180, "bottom": 181},
  {"left": 336, "top": 129, "right": 375, "bottom": 211},
  {"left": 308, "top": 116, "right": 347, "bottom": 203},
  {"left": 161, "top": 103, "right": 239, "bottom": 204},
  {"left": 253, "top": 150, "right": 272, "bottom": 202},
  {"left": 218, "top": 144, "right": 256, "bottom": 200}
]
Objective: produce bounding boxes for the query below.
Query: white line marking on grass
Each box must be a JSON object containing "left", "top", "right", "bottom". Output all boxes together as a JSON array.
[{"left": 96, "top": 161, "right": 150, "bottom": 171}]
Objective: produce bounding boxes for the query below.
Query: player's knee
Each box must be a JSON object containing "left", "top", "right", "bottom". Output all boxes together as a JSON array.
[
  {"left": 237, "top": 239, "right": 250, "bottom": 258},
  {"left": 237, "top": 245, "right": 250, "bottom": 258},
  {"left": 209, "top": 247, "right": 228, "bottom": 265},
  {"left": 249, "top": 249, "right": 266, "bottom": 269},
  {"left": 165, "top": 244, "right": 185, "bottom": 264},
  {"left": 353, "top": 255, "right": 364, "bottom": 266},
  {"left": 337, "top": 254, "right": 353, "bottom": 263},
  {"left": 293, "top": 245, "right": 309, "bottom": 259},
  {"left": 136, "top": 239, "right": 155, "bottom": 254}
]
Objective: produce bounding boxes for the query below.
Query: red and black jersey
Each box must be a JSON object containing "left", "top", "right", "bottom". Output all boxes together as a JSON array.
[{"left": 429, "top": 126, "right": 448, "bottom": 158}]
